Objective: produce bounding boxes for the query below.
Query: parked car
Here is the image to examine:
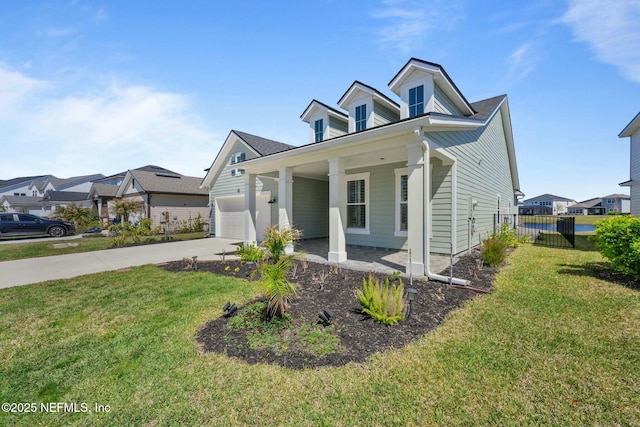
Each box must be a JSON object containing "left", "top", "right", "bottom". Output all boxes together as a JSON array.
[{"left": 0, "top": 213, "right": 75, "bottom": 238}]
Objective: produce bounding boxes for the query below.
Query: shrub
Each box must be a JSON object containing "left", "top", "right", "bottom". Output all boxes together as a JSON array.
[
  {"left": 593, "top": 216, "right": 640, "bottom": 278},
  {"left": 260, "top": 257, "right": 298, "bottom": 319},
  {"left": 356, "top": 275, "right": 406, "bottom": 325},
  {"left": 262, "top": 226, "right": 301, "bottom": 262},
  {"left": 493, "top": 222, "right": 519, "bottom": 248},
  {"left": 481, "top": 235, "right": 508, "bottom": 267},
  {"left": 175, "top": 213, "right": 206, "bottom": 233},
  {"left": 235, "top": 243, "right": 266, "bottom": 263}
]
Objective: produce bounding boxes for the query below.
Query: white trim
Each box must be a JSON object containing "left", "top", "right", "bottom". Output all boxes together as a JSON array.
[
  {"left": 394, "top": 167, "right": 408, "bottom": 237},
  {"left": 346, "top": 172, "right": 370, "bottom": 234}
]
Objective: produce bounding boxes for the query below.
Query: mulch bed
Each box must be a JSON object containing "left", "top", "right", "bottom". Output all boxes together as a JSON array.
[{"left": 162, "top": 251, "right": 498, "bottom": 369}]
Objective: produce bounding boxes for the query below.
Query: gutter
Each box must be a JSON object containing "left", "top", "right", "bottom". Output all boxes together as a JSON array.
[{"left": 414, "top": 127, "right": 471, "bottom": 286}]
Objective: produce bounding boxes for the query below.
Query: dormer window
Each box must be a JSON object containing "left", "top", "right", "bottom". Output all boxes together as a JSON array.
[
  {"left": 314, "top": 119, "right": 324, "bottom": 142},
  {"left": 409, "top": 85, "right": 424, "bottom": 117},
  {"left": 355, "top": 104, "right": 367, "bottom": 132},
  {"left": 231, "top": 152, "right": 246, "bottom": 164}
]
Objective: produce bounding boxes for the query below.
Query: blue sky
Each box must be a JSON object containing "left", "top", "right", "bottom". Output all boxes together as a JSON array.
[{"left": 0, "top": 0, "right": 638, "bottom": 202}]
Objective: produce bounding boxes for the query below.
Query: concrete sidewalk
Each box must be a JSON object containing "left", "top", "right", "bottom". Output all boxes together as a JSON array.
[{"left": 0, "top": 237, "right": 240, "bottom": 289}]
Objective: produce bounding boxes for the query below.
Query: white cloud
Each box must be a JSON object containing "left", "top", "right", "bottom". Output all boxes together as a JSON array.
[
  {"left": 562, "top": 0, "right": 640, "bottom": 82},
  {"left": 0, "top": 67, "right": 219, "bottom": 179},
  {"left": 506, "top": 43, "right": 537, "bottom": 82},
  {"left": 0, "top": 66, "right": 49, "bottom": 115},
  {"left": 372, "top": 0, "right": 463, "bottom": 52}
]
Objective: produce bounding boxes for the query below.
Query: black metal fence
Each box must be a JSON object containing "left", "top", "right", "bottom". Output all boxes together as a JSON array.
[{"left": 494, "top": 214, "right": 575, "bottom": 248}]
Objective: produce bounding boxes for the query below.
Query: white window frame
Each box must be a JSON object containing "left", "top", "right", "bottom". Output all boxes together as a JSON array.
[
  {"left": 231, "top": 152, "right": 246, "bottom": 164},
  {"left": 394, "top": 168, "right": 408, "bottom": 237},
  {"left": 346, "top": 172, "right": 370, "bottom": 235}
]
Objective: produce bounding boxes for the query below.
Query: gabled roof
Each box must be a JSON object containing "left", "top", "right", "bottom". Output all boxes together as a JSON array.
[
  {"left": 48, "top": 173, "right": 105, "bottom": 190},
  {"left": 232, "top": 130, "right": 295, "bottom": 156},
  {"left": 300, "top": 99, "right": 348, "bottom": 123},
  {"left": 117, "top": 169, "right": 208, "bottom": 197},
  {"left": 89, "top": 183, "right": 120, "bottom": 198},
  {"left": 201, "top": 130, "right": 295, "bottom": 189},
  {"left": 40, "top": 191, "right": 89, "bottom": 202},
  {"left": 388, "top": 58, "right": 475, "bottom": 116},
  {"left": 523, "top": 194, "right": 576, "bottom": 203},
  {"left": 619, "top": 111, "right": 640, "bottom": 138},
  {"left": 569, "top": 198, "right": 602, "bottom": 208},
  {"left": 0, "top": 175, "right": 47, "bottom": 190},
  {"left": 601, "top": 193, "right": 630, "bottom": 199},
  {"left": 337, "top": 81, "right": 400, "bottom": 112},
  {"left": 469, "top": 95, "right": 506, "bottom": 121},
  {"left": 0, "top": 195, "right": 44, "bottom": 207}
]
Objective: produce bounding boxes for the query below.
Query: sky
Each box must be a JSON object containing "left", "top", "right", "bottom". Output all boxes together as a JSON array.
[{"left": 0, "top": 0, "right": 639, "bottom": 202}]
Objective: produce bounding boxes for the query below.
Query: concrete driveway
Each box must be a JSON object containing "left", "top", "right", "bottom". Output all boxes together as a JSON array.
[{"left": 0, "top": 237, "right": 240, "bottom": 289}]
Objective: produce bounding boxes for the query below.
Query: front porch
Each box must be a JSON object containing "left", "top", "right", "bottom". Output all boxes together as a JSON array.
[{"left": 295, "top": 238, "right": 453, "bottom": 278}]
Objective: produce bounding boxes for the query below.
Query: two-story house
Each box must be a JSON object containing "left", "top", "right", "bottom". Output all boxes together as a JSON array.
[
  {"left": 202, "top": 58, "right": 521, "bottom": 281},
  {"left": 520, "top": 194, "right": 576, "bottom": 215},
  {"left": 619, "top": 112, "right": 640, "bottom": 216}
]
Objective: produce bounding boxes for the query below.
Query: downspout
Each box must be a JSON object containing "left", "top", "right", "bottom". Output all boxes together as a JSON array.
[{"left": 414, "top": 127, "right": 471, "bottom": 286}]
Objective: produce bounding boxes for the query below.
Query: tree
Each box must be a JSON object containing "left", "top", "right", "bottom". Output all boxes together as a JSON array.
[{"left": 112, "top": 199, "right": 144, "bottom": 226}]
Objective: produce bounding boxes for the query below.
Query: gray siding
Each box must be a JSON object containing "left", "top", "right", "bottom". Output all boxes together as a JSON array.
[
  {"left": 208, "top": 140, "right": 277, "bottom": 234},
  {"left": 345, "top": 162, "right": 407, "bottom": 249},
  {"left": 373, "top": 101, "right": 400, "bottom": 127},
  {"left": 292, "top": 177, "right": 329, "bottom": 239},
  {"left": 431, "top": 158, "right": 453, "bottom": 253},
  {"left": 631, "top": 131, "right": 640, "bottom": 216},
  {"left": 434, "top": 84, "right": 463, "bottom": 116},
  {"left": 429, "top": 108, "right": 515, "bottom": 253},
  {"left": 328, "top": 117, "right": 348, "bottom": 139}
]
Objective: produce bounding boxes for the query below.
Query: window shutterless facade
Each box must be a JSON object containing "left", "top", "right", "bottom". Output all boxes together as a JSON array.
[
  {"left": 314, "top": 119, "right": 324, "bottom": 142},
  {"left": 395, "top": 168, "right": 408, "bottom": 236},
  {"left": 346, "top": 173, "right": 369, "bottom": 234},
  {"left": 409, "top": 85, "right": 424, "bottom": 118},
  {"left": 355, "top": 104, "right": 367, "bottom": 132}
]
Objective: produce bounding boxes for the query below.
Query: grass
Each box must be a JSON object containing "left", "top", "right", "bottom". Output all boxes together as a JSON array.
[
  {"left": 0, "top": 232, "right": 207, "bottom": 262},
  {"left": 1, "top": 245, "right": 639, "bottom": 425}
]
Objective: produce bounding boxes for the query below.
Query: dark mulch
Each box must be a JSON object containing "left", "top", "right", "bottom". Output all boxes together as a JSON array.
[{"left": 162, "top": 251, "right": 498, "bottom": 369}]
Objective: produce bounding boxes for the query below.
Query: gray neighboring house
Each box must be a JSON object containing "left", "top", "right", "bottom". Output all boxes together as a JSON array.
[
  {"left": 619, "top": 112, "right": 640, "bottom": 216},
  {"left": 115, "top": 168, "right": 209, "bottom": 229},
  {"left": 520, "top": 194, "right": 576, "bottom": 215},
  {"left": 202, "top": 58, "right": 521, "bottom": 278}
]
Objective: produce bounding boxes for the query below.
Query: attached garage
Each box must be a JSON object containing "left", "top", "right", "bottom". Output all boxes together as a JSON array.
[{"left": 214, "top": 193, "right": 272, "bottom": 240}]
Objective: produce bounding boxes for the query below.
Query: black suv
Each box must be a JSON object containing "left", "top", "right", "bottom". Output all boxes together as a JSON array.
[{"left": 0, "top": 213, "right": 75, "bottom": 238}]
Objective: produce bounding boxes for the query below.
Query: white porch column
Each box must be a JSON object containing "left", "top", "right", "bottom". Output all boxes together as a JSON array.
[
  {"left": 278, "top": 166, "right": 294, "bottom": 254},
  {"left": 328, "top": 157, "right": 347, "bottom": 262},
  {"left": 244, "top": 173, "right": 257, "bottom": 244},
  {"left": 406, "top": 142, "right": 426, "bottom": 275}
]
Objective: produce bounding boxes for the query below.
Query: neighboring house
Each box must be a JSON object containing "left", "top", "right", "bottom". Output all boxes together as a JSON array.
[
  {"left": 40, "top": 191, "right": 93, "bottom": 211},
  {"left": 520, "top": 194, "right": 576, "bottom": 215},
  {"left": 518, "top": 204, "right": 552, "bottom": 216},
  {"left": 202, "top": 58, "right": 522, "bottom": 277},
  {"left": 0, "top": 196, "right": 47, "bottom": 216},
  {"left": 89, "top": 165, "right": 182, "bottom": 224},
  {"left": 619, "top": 111, "right": 640, "bottom": 216},
  {"left": 0, "top": 175, "right": 48, "bottom": 197},
  {"left": 115, "top": 168, "right": 209, "bottom": 229},
  {"left": 0, "top": 173, "right": 104, "bottom": 215},
  {"left": 566, "top": 198, "right": 606, "bottom": 215}
]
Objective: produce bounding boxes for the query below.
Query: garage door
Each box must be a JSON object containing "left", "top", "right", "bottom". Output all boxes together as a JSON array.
[{"left": 215, "top": 194, "right": 271, "bottom": 240}]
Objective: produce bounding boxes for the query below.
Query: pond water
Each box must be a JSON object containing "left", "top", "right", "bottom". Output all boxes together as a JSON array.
[{"left": 522, "top": 223, "right": 595, "bottom": 232}]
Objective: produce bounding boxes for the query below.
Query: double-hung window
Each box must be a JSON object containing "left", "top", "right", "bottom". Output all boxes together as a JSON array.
[
  {"left": 355, "top": 104, "right": 367, "bottom": 132},
  {"left": 346, "top": 173, "right": 369, "bottom": 234},
  {"left": 395, "top": 168, "right": 408, "bottom": 236},
  {"left": 314, "top": 119, "right": 324, "bottom": 142},
  {"left": 409, "top": 85, "right": 424, "bottom": 117}
]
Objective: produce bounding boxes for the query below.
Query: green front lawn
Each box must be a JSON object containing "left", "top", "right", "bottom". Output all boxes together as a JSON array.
[
  {"left": 1, "top": 244, "right": 638, "bottom": 426},
  {"left": 0, "top": 232, "right": 208, "bottom": 262}
]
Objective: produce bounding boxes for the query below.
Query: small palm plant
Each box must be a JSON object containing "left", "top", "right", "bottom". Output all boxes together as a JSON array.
[{"left": 258, "top": 226, "right": 302, "bottom": 319}]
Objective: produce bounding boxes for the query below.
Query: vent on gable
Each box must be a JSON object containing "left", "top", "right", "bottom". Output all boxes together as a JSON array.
[
  {"left": 155, "top": 174, "right": 181, "bottom": 179},
  {"left": 231, "top": 168, "right": 245, "bottom": 177}
]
